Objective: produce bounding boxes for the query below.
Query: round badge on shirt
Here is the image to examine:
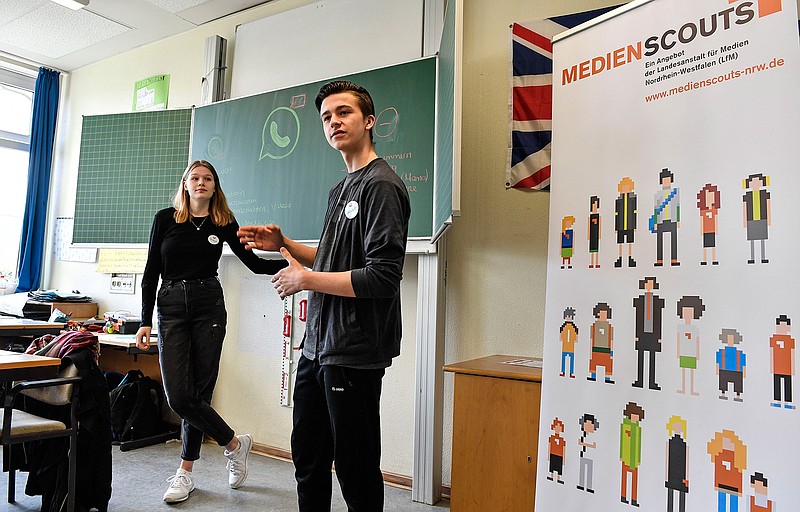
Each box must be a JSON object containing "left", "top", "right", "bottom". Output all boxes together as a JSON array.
[
  {"left": 344, "top": 201, "right": 359, "bottom": 219},
  {"left": 208, "top": 235, "right": 220, "bottom": 245}
]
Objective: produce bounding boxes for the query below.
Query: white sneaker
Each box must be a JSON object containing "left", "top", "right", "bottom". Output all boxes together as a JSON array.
[
  {"left": 224, "top": 434, "right": 252, "bottom": 489},
  {"left": 163, "top": 469, "right": 194, "bottom": 503}
]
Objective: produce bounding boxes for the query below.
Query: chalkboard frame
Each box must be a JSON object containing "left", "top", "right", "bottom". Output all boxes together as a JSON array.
[
  {"left": 70, "top": 58, "right": 441, "bottom": 247},
  {"left": 72, "top": 108, "right": 193, "bottom": 245}
]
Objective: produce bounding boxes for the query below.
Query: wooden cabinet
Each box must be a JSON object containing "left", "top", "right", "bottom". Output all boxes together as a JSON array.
[
  {"left": 444, "top": 355, "right": 542, "bottom": 512},
  {"left": 24, "top": 301, "right": 98, "bottom": 321}
]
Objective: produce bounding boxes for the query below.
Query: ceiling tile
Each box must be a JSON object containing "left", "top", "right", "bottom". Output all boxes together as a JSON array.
[
  {"left": 0, "top": 3, "right": 129, "bottom": 59},
  {"left": 143, "top": 0, "right": 212, "bottom": 14},
  {"left": 0, "top": 0, "right": 274, "bottom": 71},
  {"left": 0, "top": 0, "right": 47, "bottom": 26}
]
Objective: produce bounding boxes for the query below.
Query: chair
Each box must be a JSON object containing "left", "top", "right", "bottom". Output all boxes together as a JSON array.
[{"left": 1, "top": 363, "right": 81, "bottom": 512}]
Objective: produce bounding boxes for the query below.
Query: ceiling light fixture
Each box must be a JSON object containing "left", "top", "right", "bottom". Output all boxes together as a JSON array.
[{"left": 50, "top": 0, "right": 89, "bottom": 10}]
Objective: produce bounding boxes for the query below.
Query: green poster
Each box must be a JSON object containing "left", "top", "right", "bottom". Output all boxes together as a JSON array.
[{"left": 133, "top": 74, "right": 170, "bottom": 111}]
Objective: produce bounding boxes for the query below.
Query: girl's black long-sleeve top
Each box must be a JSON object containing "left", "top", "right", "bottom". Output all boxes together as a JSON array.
[{"left": 140, "top": 207, "right": 287, "bottom": 327}]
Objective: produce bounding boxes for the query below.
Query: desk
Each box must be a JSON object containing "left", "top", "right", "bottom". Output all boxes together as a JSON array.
[
  {"left": 444, "top": 355, "right": 542, "bottom": 512},
  {"left": 95, "top": 335, "right": 179, "bottom": 451},
  {"left": 0, "top": 318, "right": 64, "bottom": 338},
  {"left": 96, "top": 334, "right": 160, "bottom": 383},
  {"left": 96, "top": 334, "right": 157, "bottom": 355},
  {"left": 0, "top": 350, "right": 61, "bottom": 382}
]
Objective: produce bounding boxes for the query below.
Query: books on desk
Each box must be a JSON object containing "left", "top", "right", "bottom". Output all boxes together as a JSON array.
[
  {"left": 0, "top": 292, "right": 97, "bottom": 321},
  {"left": 27, "top": 290, "right": 93, "bottom": 302}
]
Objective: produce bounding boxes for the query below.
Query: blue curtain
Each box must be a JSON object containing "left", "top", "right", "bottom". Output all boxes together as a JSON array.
[{"left": 16, "top": 67, "right": 60, "bottom": 292}]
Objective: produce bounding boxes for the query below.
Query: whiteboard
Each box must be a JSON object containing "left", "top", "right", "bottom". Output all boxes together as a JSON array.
[{"left": 231, "top": 0, "right": 424, "bottom": 98}]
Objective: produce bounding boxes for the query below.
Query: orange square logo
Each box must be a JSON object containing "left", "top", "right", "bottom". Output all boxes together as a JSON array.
[
  {"left": 757, "top": 0, "right": 782, "bottom": 16},
  {"left": 728, "top": 0, "right": 782, "bottom": 16}
]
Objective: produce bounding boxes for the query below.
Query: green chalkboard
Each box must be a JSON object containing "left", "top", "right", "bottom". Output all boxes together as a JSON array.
[
  {"left": 191, "top": 57, "right": 436, "bottom": 240},
  {"left": 73, "top": 109, "right": 192, "bottom": 244},
  {"left": 435, "top": 0, "right": 456, "bottom": 239}
]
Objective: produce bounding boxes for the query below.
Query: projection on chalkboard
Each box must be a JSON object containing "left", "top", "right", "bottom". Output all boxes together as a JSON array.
[
  {"left": 260, "top": 107, "right": 300, "bottom": 160},
  {"left": 191, "top": 57, "right": 435, "bottom": 241}
]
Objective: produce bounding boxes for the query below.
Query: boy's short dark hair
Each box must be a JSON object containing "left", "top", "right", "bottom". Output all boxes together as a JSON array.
[
  {"left": 315, "top": 81, "right": 375, "bottom": 116},
  {"left": 579, "top": 413, "right": 599, "bottom": 430},
  {"left": 639, "top": 276, "right": 659, "bottom": 290},
  {"left": 315, "top": 80, "right": 376, "bottom": 142},
  {"left": 593, "top": 302, "right": 611, "bottom": 319}
]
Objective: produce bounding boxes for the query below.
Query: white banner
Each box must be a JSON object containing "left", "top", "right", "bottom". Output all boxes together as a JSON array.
[{"left": 538, "top": 1, "right": 800, "bottom": 511}]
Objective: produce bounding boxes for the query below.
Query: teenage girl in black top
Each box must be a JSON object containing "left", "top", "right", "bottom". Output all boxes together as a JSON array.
[{"left": 135, "top": 160, "right": 285, "bottom": 503}]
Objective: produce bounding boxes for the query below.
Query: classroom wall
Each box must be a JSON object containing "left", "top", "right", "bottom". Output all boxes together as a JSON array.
[
  {"left": 440, "top": 0, "right": 623, "bottom": 486},
  {"left": 46, "top": 0, "right": 420, "bottom": 479}
]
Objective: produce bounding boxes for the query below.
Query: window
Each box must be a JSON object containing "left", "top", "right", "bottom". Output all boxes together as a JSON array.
[{"left": 0, "top": 69, "right": 35, "bottom": 286}]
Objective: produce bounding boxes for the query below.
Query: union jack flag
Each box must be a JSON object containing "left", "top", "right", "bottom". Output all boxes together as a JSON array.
[{"left": 507, "top": 7, "right": 619, "bottom": 190}]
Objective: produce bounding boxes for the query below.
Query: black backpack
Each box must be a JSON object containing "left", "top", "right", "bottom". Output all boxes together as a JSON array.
[{"left": 109, "top": 370, "right": 165, "bottom": 442}]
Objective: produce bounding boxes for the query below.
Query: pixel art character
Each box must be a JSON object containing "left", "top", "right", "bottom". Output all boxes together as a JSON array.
[
  {"left": 561, "top": 215, "right": 576, "bottom": 269},
  {"left": 615, "top": 177, "right": 637, "bottom": 268},
  {"left": 708, "top": 430, "right": 747, "bottom": 512},
  {"left": 697, "top": 183, "right": 721, "bottom": 266},
  {"left": 547, "top": 417, "right": 566, "bottom": 484},
  {"left": 652, "top": 168, "right": 680, "bottom": 267},
  {"left": 676, "top": 296, "right": 705, "bottom": 396},
  {"left": 588, "top": 302, "right": 615, "bottom": 384},
  {"left": 749, "top": 472, "right": 774, "bottom": 512},
  {"left": 588, "top": 196, "right": 602, "bottom": 269},
  {"left": 769, "top": 314, "right": 795, "bottom": 410},
  {"left": 577, "top": 413, "right": 599, "bottom": 493},
  {"left": 742, "top": 173, "right": 771, "bottom": 264},
  {"left": 717, "top": 329, "right": 747, "bottom": 402},
  {"left": 620, "top": 402, "right": 645, "bottom": 507},
  {"left": 560, "top": 307, "right": 578, "bottom": 379},
  {"left": 665, "top": 415, "right": 689, "bottom": 512},
  {"left": 633, "top": 276, "right": 665, "bottom": 390}
]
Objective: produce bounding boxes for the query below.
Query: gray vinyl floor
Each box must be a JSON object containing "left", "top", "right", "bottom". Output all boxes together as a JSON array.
[{"left": 1, "top": 439, "right": 449, "bottom": 511}]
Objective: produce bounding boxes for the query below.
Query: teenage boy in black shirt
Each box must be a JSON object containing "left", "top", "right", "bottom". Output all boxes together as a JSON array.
[{"left": 238, "top": 80, "right": 410, "bottom": 511}]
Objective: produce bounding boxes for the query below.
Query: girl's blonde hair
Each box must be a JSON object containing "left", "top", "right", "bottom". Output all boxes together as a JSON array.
[
  {"left": 561, "top": 215, "right": 576, "bottom": 233},
  {"left": 666, "top": 415, "right": 687, "bottom": 438},
  {"left": 173, "top": 160, "right": 234, "bottom": 226}
]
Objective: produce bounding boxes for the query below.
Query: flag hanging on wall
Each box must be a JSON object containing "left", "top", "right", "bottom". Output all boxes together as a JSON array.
[{"left": 507, "top": 6, "right": 619, "bottom": 190}]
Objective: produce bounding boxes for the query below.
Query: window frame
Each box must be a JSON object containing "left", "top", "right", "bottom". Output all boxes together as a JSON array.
[
  {"left": 0, "top": 66, "right": 36, "bottom": 278},
  {"left": 0, "top": 68, "right": 36, "bottom": 152}
]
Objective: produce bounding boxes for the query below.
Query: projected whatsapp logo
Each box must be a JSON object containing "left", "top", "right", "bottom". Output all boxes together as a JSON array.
[{"left": 259, "top": 107, "right": 300, "bottom": 160}]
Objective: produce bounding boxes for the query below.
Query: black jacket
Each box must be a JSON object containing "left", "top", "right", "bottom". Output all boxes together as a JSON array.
[{"left": 21, "top": 349, "right": 113, "bottom": 512}]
